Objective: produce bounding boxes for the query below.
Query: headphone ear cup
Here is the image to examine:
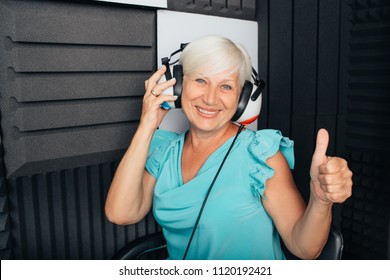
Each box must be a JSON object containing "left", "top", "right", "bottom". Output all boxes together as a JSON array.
[
  {"left": 172, "top": 65, "right": 183, "bottom": 108},
  {"left": 232, "top": 80, "right": 253, "bottom": 121}
]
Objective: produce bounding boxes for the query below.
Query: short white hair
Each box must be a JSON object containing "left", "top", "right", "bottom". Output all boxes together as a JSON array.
[{"left": 179, "top": 35, "right": 252, "bottom": 87}]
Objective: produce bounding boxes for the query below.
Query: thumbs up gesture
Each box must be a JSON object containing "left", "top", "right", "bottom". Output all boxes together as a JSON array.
[{"left": 310, "top": 129, "right": 353, "bottom": 205}]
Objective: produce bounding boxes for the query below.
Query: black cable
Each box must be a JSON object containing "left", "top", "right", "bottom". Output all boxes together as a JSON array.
[{"left": 182, "top": 124, "right": 244, "bottom": 260}]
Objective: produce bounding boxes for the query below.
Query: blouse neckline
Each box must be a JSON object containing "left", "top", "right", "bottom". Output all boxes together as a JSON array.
[{"left": 177, "top": 129, "right": 250, "bottom": 185}]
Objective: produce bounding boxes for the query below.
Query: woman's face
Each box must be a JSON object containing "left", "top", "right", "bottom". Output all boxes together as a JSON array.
[{"left": 181, "top": 68, "right": 241, "bottom": 133}]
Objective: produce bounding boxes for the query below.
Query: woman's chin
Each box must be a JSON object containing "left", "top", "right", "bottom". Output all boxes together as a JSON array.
[{"left": 189, "top": 118, "right": 232, "bottom": 133}]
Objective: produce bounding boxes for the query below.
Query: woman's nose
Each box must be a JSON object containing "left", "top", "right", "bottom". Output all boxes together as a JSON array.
[{"left": 202, "top": 86, "right": 218, "bottom": 105}]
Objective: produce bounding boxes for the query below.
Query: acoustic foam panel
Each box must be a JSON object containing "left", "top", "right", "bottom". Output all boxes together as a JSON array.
[{"left": 0, "top": 0, "right": 156, "bottom": 178}]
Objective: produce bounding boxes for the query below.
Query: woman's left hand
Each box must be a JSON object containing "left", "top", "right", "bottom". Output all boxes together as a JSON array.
[{"left": 309, "top": 129, "right": 353, "bottom": 205}]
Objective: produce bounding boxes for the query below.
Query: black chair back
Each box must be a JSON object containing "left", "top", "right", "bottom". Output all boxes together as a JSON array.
[{"left": 112, "top": 227, "right": 344, "bottom": 260}]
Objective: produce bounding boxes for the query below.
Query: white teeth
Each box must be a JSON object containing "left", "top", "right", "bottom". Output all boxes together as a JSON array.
[{"left": 197, "top": 107, "right": 218, "bottom": 115}]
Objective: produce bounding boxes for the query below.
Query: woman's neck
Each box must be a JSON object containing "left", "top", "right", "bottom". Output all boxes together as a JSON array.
[
  {"left": 185, "top": 122, "right": 240, "bottom": 152},
  {"left": 181, "top": 122, "right": 242, "bottom": 184}
]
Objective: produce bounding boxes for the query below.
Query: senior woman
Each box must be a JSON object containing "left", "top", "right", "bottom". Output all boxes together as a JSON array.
[{"left": 105, "top": 35, "right": 353, "bottom": 260}]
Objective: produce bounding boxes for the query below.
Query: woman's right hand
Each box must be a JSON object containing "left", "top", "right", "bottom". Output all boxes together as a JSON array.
[
  {"left": 106, "top": 66, "right": 176, "bottom": 225},
  {"left": 139, "top": 65, "right": 177, "bottom": 132}
]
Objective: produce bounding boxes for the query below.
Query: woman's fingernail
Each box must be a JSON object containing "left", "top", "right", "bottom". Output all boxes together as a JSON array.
[{"left": 173, "top": 95, "right": 178, "bottom": 99}]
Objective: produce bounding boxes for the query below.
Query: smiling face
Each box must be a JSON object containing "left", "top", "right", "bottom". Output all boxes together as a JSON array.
[
  {"left": 178, "top": 35, "right": 253, "bottom": 134},
  {"left": 181, "top": 68, "right": 241, "bottom": 133}
]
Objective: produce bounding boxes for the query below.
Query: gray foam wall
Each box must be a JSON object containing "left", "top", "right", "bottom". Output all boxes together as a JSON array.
[{"left": 0, "top": 0, "right": 154, "bottom": 178}]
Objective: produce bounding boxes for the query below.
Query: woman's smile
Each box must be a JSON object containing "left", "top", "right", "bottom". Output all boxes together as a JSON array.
[{"left": 195, "top": 106, "right": 220, "bottom": 117}]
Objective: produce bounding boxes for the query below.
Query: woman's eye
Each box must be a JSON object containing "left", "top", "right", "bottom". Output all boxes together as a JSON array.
[
  {"left": 222, "top": 84, "right": 232, "bottom": 90},
  {"left": 195, "top": 78, "right": 206, "bottom": 84}
]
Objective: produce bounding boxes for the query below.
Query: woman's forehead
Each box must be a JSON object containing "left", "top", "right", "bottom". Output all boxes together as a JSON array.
[{"left": 189, "top": 67, "right": 240, "bottom": 81}]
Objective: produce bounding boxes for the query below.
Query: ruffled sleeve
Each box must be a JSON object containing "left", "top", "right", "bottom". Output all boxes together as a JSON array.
[
  {"left": 248, "top": 129, "right": 295, "bottom": 200},
  {"left": 146, "top": 129, "right": 178, "bottom": 179}
]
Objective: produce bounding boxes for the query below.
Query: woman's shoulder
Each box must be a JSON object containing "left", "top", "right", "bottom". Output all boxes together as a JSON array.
[
  {"left": 146, "top": 129, "right": 183, "bottom": 179},
  {"left": 244, "top": 128, "right": 293, "bottom": 147},
  {"left": 243, "top": 128, "right": 295, "bottom": 200},
  {"left": 149, "top": 129, "right": 181, "bottom": 152},
  {"left": 243, "top": 128, "right": 294, "bottom": 168}
]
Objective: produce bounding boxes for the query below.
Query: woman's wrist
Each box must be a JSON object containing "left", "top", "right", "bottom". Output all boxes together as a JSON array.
[{"left": 309, "top": 182, "right": 334, "bottom": 216}]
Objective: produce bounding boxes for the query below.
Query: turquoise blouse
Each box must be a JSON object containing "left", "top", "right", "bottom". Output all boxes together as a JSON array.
[{"left": 146, "top": 128, "right": 294, "bottom": 260}]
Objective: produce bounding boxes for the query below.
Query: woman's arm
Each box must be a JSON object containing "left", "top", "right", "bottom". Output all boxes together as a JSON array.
[
  {"left": 105, "top": 129, "right": 157, "bottom": 225},
  {"left": 104, "top": 66, "right": 177, "bottom": 225},
  {"left": 262, "top": 129, "right": 353, "bottom": 259}
]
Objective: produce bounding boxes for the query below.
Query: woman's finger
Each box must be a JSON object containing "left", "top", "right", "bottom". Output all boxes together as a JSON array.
[{"left": 145, "top": 65, "right": 167, "bottom": 93}]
